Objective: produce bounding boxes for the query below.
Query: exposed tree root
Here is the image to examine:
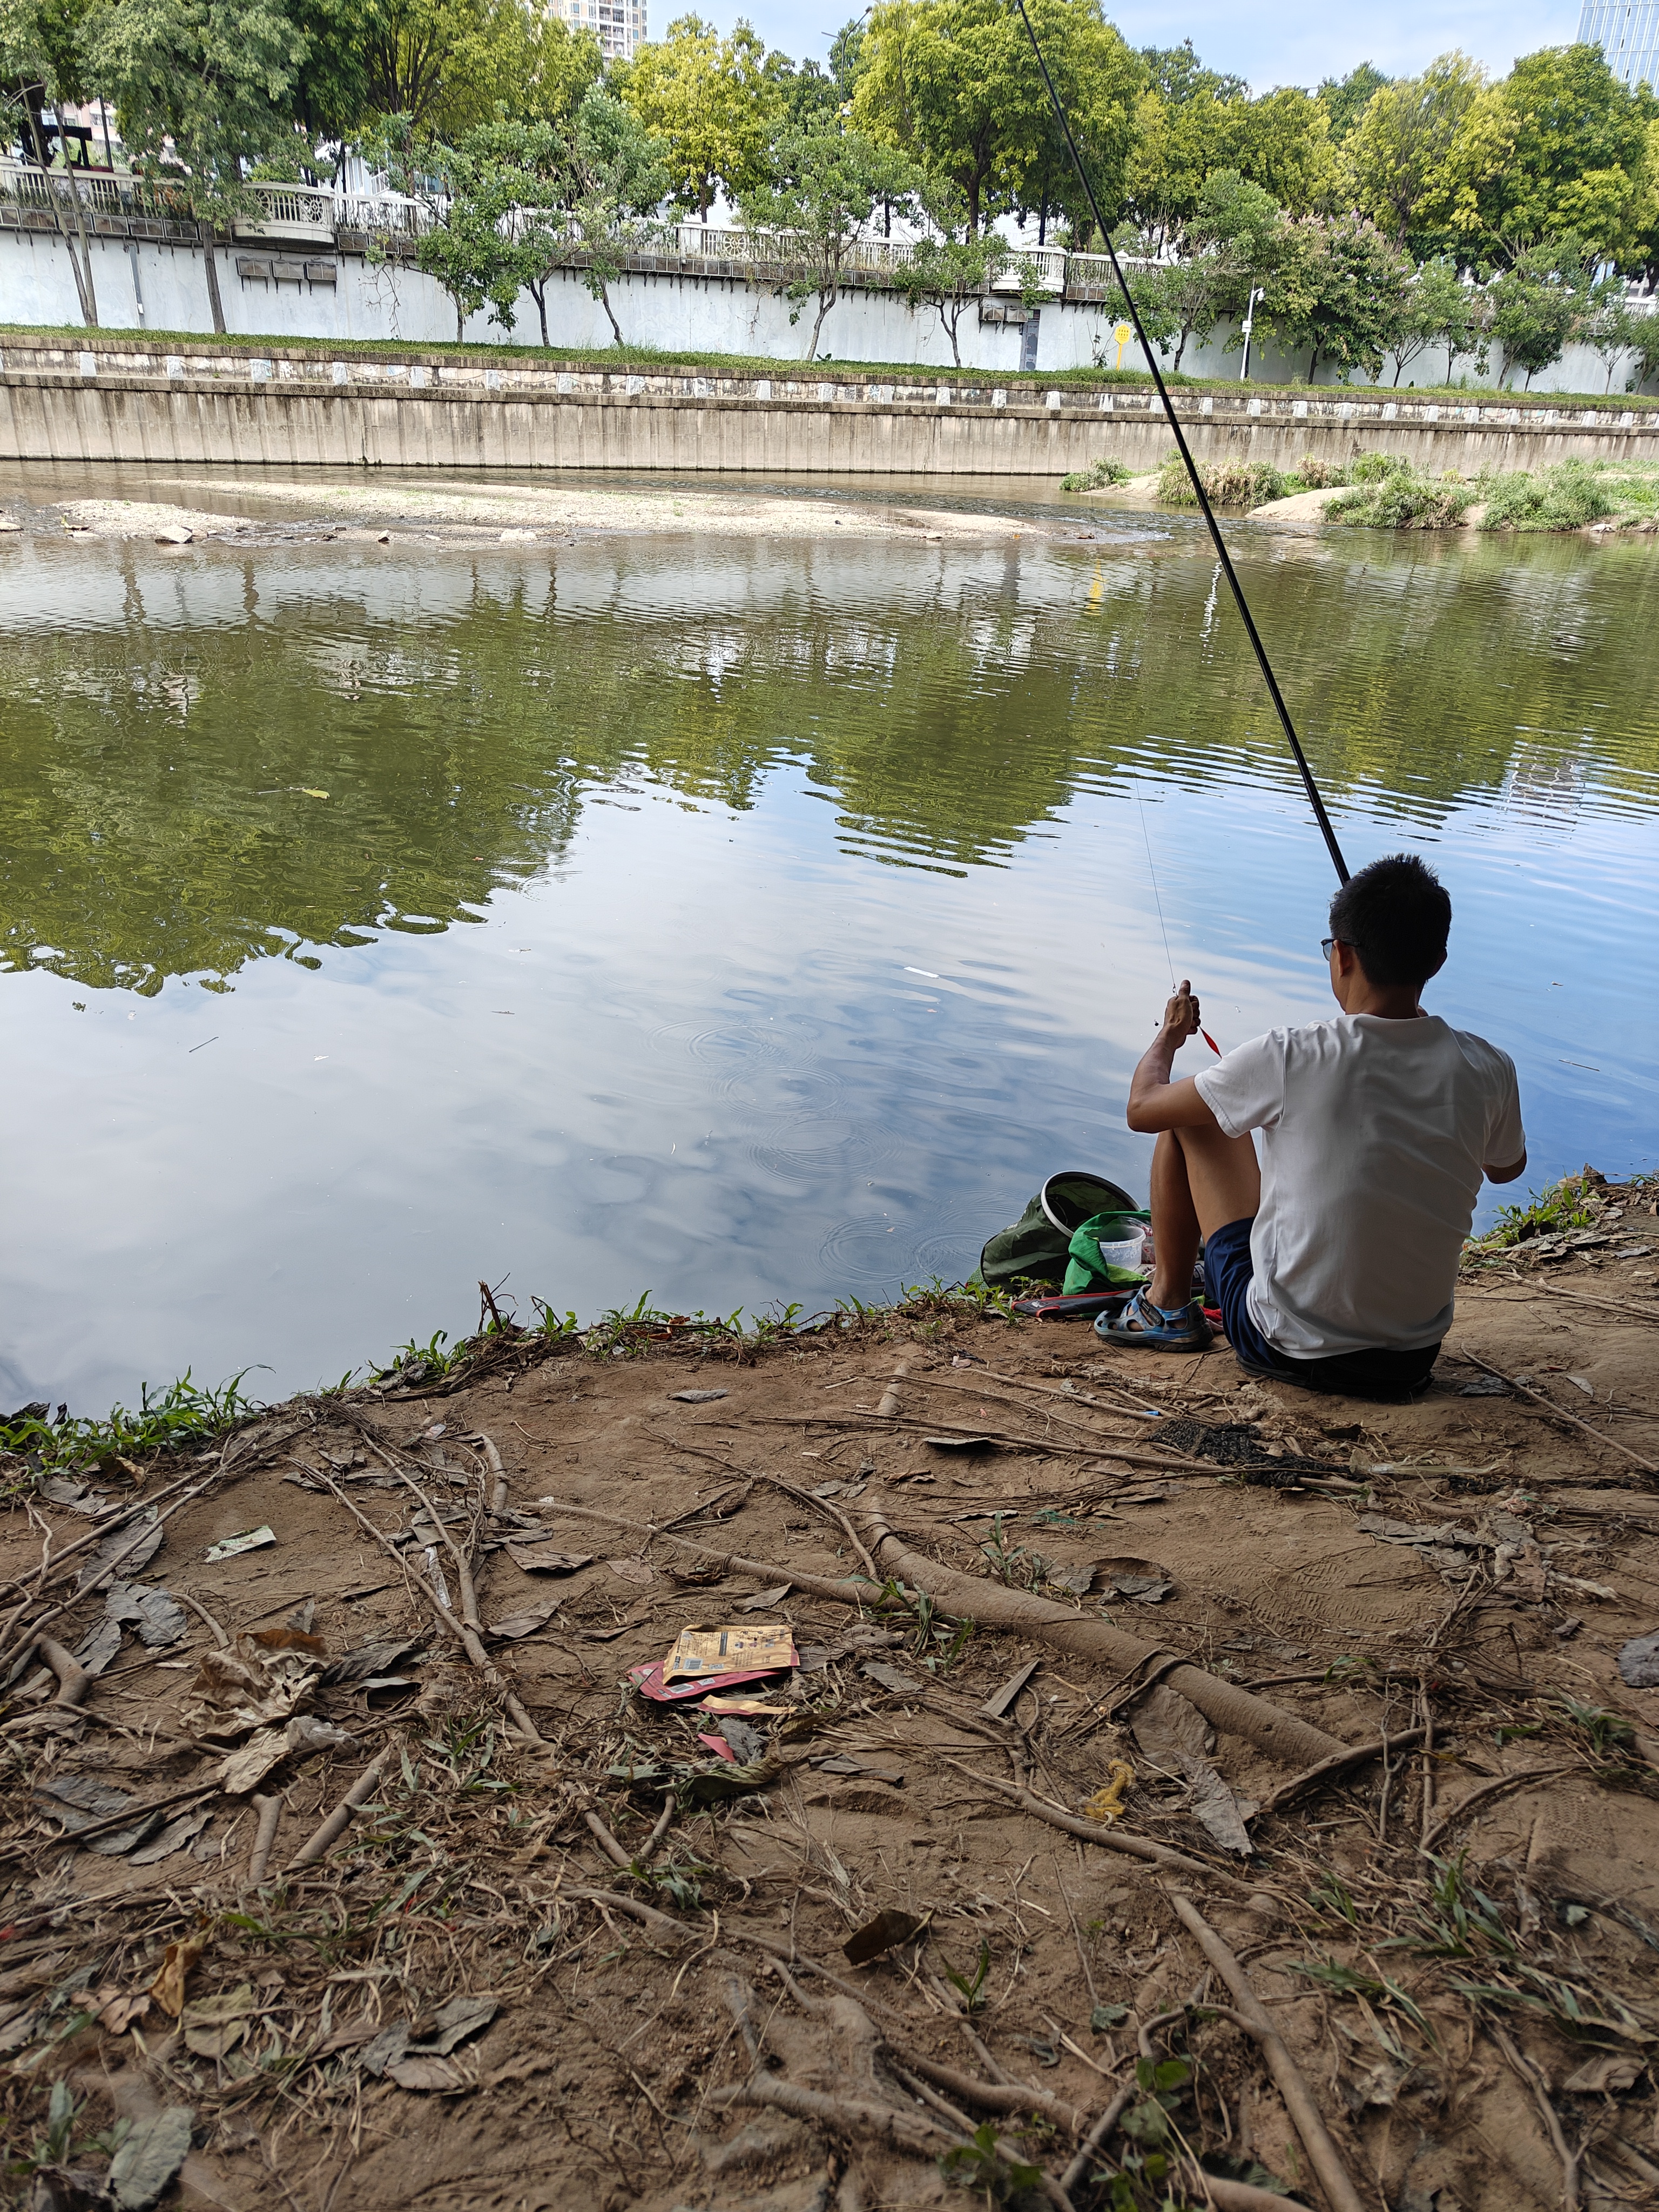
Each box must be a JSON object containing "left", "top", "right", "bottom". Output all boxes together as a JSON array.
[{"left": 864, "top": 1512, "right": 1346, "bottom": 1769}]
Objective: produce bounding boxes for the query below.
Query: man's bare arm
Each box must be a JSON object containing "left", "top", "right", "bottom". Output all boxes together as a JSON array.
[
  {"left": 1126, "top": 981, "right": 1224, "bottom": 1135},
  {"left": 1485, "top": 1150, "right": 1528, "bottom": 1185}
]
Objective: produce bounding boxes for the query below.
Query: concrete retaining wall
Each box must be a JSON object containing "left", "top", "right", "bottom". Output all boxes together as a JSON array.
[
  {"left": 4, "top": 221, "right": 1653, "bottom": 395},
  {"left": 3, "top": 335, "right": 1655, "bottom": 476}
]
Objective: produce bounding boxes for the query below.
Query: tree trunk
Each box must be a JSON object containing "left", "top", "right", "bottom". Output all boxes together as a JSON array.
[
  {"left": 455, "top": 298, "right": 464, "bottom": 341},
  {"left": 942, "top": 302, "right": 962, "bottom": 365},
  {"left": 806, "top": 283, "right": 836, "bottom": 361},
  {"left": 27, "top": 114, "right": 97, "bottom": 327},
  {"left": 597, "top": 279, "right": 623, "bottom": 346},
  {"left": 60, "top": 179, "right": 100, "bottom": 327},
  {"left": 203, "top": 241, "right": 226, "bottom": 334},
  {"left": 532, "top": 283, "right": 548, "bottom": 347}
]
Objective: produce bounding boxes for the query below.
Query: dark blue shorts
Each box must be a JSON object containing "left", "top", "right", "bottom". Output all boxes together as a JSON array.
[{"left": 1203, "top": 1216, "right": 1440, "bottom": 1402}]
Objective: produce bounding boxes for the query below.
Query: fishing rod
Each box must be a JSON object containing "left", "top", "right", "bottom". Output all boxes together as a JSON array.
[{"left": 1013, "top": 0, "right": 1351, "bottom": 886}]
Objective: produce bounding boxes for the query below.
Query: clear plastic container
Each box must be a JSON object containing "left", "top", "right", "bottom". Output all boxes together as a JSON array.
[{"left": 1097, "top": 1237, "right": 1147, "bottom": 1272}]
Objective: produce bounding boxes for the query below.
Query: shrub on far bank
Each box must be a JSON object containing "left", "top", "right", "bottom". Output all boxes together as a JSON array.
[
  {"left": 1292, "top": 454, "right": 1347, "bottom": 489},
  {"left": 1479, "top": 458, "right": 1615, "bottom": 530},
  {"left": 1328, "top": 459, "right": 1479, "bottom": 529},
  {"left": 1060, "top": 457, "right": 1134, "bottom": 491},
  {"left": 1156, "top": 451, "right": 1287, "bottom": 508}
]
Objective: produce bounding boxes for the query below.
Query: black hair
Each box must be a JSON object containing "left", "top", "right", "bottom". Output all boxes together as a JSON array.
[{"left": 1328, "top": 854, "right": 1451, "bottom": 990}]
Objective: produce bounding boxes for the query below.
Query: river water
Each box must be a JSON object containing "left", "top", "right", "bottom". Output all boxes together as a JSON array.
[{"left": 3, "top": 471, "right": 1657, "bottom": 1413}]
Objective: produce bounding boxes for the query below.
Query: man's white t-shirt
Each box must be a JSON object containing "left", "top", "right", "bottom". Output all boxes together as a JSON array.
[{"left": 1193, "top": 1013, "right": 1525, "bottom": 1358}]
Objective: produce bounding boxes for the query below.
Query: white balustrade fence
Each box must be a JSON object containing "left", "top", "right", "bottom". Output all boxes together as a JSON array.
[{"left": 3, "top": 164, "right": 1653, "bottom": 325}]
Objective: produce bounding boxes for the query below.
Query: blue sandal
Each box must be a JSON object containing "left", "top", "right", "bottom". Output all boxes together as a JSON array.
[{"left": 1094, "top": 1289, "right": 1213, "bottom": 1351}]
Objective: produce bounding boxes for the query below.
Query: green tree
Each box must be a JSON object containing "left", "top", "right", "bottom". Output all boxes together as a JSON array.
[
  {"left": 358, "top": 0, "right": 592, "bottom": 140},
  {"left": 1266, "top": 213, "right": 1410, "bottom": 381},
  {"left": 1317, "top": 60, "right": 1389, "bottom": 144},
  {"left": 852, "top": 0, "right": 1140, "bottom": 239},
  {"left": 1139, "top": 37, "right": 1244, "bottom": 106},
  {"left": 1124, "top": 81, "right": 1333, "bottom": 248},
  {"left": 763, "top": 50, "right": 840, "bottom": 134},
  {"left": 1131, "top": 170, "right": 1282, "bottom": 370},
  {"left": 83, "top": 0, "right": 310, "bottom": 332},
  {"left": 1228, "top": 87, "right": 1337, "bottom": 215},
  {"left": 1427, "top": 43, "right": 1655, "bottom": 265},
  {"left": 530, "top": 85, "right": 667, "bottom": 345},
  {"left": 1387, "top": 255, "right": 1479, "bottom": 383},
  {"left": 404, "top": 117, "right": 544, "bottom": 336},
  {"left": 1122, "top": 86, "right": 1223, "bottom": 247},
  {"left": 1343, "top": 51, "right": 1483, "bottom": 248},
  {"left": 1579, "top": 273, "right": 1644, "bottom": 389},
  {"left": 1488, "top": 241, "right": 1586, "bottom": 385},
  {"left": 281, "top": 0, "right": 373, "bottom": 169},
  {"left": 739, "top": 122, "right": 917, "bottom": 357},
  {"left": 0, "top": 0, "right": 101, "bottom": 321},
  {"left": 619, "top": 12, "right": 775, "bottom": 219},
  {"left": 891, "top": 181, "right": 1015, "bottom": 362},
  {"left": 1129, "top": 254, "right": 1229, "bottom": 370}
]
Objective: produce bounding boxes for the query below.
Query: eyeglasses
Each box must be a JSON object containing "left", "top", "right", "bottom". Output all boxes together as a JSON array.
[{"left": 1320, "top": 937, "right": 1352, "bottom": 959}]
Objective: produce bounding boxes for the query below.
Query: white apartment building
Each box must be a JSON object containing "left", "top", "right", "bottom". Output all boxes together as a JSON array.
[{"left": 555, "top": 0, "right": 647, "bottom": 63}]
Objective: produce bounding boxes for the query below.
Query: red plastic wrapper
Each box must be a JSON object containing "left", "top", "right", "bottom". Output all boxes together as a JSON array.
[{"left": 627, "top": 1657, "right": 796, "bottom": 1704}]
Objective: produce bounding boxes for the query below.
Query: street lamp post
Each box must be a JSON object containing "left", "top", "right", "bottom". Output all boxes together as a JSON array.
[{"left": 1239, "top": 286, "right": 1265, "bottom": 382}]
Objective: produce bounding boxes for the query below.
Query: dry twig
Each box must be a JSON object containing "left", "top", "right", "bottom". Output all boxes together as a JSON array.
[{"left": 1165, "top": 1891, "right": 1367, "bottom": 2212}]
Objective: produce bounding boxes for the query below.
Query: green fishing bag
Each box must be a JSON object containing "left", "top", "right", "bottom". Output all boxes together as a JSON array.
[
  {"left": 978, "top": 1171, "right": 1141, "bottom": 1290},
  {"left": 1062, "top": 1211, "right": 1152, "bottom": 1295}
]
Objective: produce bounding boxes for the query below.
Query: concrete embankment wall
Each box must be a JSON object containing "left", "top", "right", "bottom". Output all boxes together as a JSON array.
[
  {"left": 5, "top": 222, "right": 1653, "bottom": 396},
  {"left": 4, "top": 335, "right": 1656, "bottom": 477}
]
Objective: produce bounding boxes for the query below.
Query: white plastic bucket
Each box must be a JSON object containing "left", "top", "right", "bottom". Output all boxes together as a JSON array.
[{"left": 1096, "top": 1237, "right": 1146, "bottom": 1273}]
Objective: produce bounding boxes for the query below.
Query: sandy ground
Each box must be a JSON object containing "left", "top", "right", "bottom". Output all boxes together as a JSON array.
[
  {"left": 1247, "top": 489, "right": 1345, "bottom": 524},
  {"left": 4, "top": 1183, "right": 1658, "bottom": 2212},
  {"left": 23, "top": 483, "right": 1053, "bottom": 549}
]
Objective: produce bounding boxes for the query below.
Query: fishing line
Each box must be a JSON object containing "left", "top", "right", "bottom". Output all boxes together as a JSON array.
[
  {"left": 1133, "top": 770, "right": 1223, "bottom": 1056},
  {"left": 1013, "top": 0, "right": 1351, "bottom": 887},
  {"left": 1132, "top": 774, "right": 1175, "bottom": 989}
]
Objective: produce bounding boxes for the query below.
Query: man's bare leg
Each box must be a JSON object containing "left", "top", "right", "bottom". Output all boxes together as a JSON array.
[{"left": 1146, "top": 1125, "right": 1262, "bottom": 1312}]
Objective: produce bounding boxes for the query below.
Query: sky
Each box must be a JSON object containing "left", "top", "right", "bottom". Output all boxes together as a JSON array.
[{"left": 694, "top": 0, "right": 1589, "bottom": 89}]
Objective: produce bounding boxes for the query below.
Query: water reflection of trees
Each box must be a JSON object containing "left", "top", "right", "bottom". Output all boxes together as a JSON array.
[{"left": 1, "top": 534, "right": 1654, "bottom": 991}]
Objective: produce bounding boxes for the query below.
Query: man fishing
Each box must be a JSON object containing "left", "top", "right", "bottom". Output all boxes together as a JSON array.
[{"left": 1102, "top": 854, "right": 1527, "bottom": 1400}]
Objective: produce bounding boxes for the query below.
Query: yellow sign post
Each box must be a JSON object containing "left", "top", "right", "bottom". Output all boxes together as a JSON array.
[{"left": 1112, "top": 320, "right": 1132, "bottom": 368}]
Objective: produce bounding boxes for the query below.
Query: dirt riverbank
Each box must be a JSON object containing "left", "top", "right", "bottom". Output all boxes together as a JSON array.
[
  {"left": 3, "top": 1179, "right": 1658, "bottom": 2212},
  {"left": 0, "top": 477, "right": 1063, "bottom": 550}
]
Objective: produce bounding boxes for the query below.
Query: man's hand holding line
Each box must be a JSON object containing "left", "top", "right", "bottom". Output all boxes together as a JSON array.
[{"left": 1127, "top": 979, "right": 1223, "bottom": 1135}]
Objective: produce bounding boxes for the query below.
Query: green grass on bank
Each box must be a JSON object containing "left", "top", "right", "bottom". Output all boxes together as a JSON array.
[
  {"left": 4, "top": 320, "right": 1658, "bottom": 413},
  {"left": 0, "top": 1278, "right": 1009, "bottom": 1483},
  {"left": 1130, "top": 444, "right": 1659, "bottom": 530}
]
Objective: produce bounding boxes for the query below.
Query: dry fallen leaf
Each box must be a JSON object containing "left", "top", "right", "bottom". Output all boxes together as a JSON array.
[
  {"left": 148, "top": 1933, "right": 207, "bottom": 2018},
  {"left": 387, "top": 2054, "right": 463, "bottom": 2092},
  {"left": 843, "top": 1908, "right": 927, "bottom": 1966},
  {"left": 182, "top": 1982, "right": 257, "bottom": 2058},
  {"left": 88, "top": 1986, "right": 152, "bottom": 2035}
]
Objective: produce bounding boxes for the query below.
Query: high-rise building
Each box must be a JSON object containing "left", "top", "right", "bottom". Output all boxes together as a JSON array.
[
  {"left": 554, "top": 0, "right": 646, "bottom": 63},
  {"left": 1579, "top": 1, "right": 1659, "bottom": 89}
]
